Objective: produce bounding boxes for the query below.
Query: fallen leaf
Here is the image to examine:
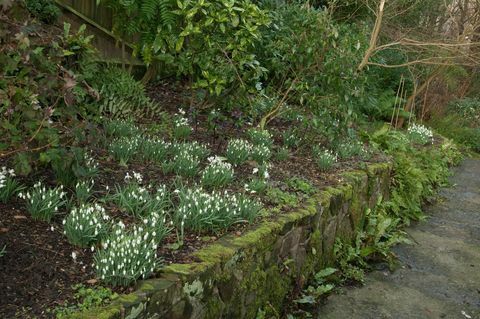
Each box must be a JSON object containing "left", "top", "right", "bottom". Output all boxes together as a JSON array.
[
  {"left": 0, "top": 227, "right": 9, "bottom": 233},
  {"left": 86, "top": 278, "right": 98, "bottom": 284},
  {"left": 13, "top": 215, "right": 27, "bottom": 219}
]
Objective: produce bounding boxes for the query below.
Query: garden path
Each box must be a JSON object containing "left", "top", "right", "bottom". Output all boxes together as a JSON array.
[{"left": 317, "top": 158, "right": 480, "bottom": 319}]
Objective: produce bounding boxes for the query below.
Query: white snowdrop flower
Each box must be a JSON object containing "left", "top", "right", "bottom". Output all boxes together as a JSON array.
[{"left": 71, "top": 251, "right": 77, "bottom": 261}]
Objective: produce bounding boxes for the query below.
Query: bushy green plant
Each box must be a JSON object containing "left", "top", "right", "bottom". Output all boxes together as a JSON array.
[
  {"left": 313, "top": 147, "right": 337, "bottom": 172},
  {"left": 407, "top": 123, "right": 433, "bottom": 145},
  {"left": 95, "top": 67, "right": 161, "bottom": 118},
  {"left": 201, "top": 156, "right": 234, "bottom": 189},
  {"left": 51, "top": 284, "right": 117, "bottom": 318},
  {"left": 74, "top": 180, "right": 95, "bottom": 203},
  {"left": 244, "top": 178, "right": 268, "bottom": 194},
  {"left": 448, "top": 97, "right": 480, "bottom": 126},
  {"left": 174, "top": 188, "right": 261, "bottom": 237},
  {"left": 226, "top": 139, "right": 252, "bottom": 166},
  {"left": 336, "top": 140, "right": 364, "bottom": 160},
  {"left": 109, "top": 136, "right": 141, "bottom": 166},
  {"left": 162, "top": 149, "right": 201, "bottom": 178},
  {"left": 247, "top": 128, "right": 273, "bottom": 148},
  {"left": 18, "top": 182, "right": 67, "bottom": 222},
  {"left": 0, "top": 19, "right": 100, "bottom": 175},
  {"left": 101, "top": 0, "right": 269, "bottom": 96},
  {"left": 0, "top": 167, "right": 24, "bottom": 203},
  {"left": 140, "top": 138, "right": 171, "bottom": 163},
  {"left": 251, "top": 145, "right": 271, "bottom": 164},
  {"left": 104, "top": 120, "right": 140, "bottom": 139},
  {"left": 26, "top": 0, "right": 60, "bottom": 24},
  {"left": 275, "top": 146, "right": 289, "bottom": 161},
  {"left": 171, "top": 141, "right": 210, "bottom": 160},
  {"left": 94, "top": 221, "right": 161, "bottom": 286},
  {"left": 172, "top": 109, "right": 192, "bottom": 140},
  {"left": 63, "top": 203, "right": 110, "bottom": 248},
  {"left": 282, "top": 129, "right": 301, "bottom": 148},
  {"left": 111, "top": 173, "right": 170, "bottom": 217}
]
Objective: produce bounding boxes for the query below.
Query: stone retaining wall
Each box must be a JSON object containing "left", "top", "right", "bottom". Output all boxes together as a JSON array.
[{"left": 72, "top": 162, "right": 392, "bottom": 319}]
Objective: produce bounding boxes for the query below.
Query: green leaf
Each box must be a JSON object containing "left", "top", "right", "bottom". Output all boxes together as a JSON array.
[{"left": 175, "top": 37, "right": 185, "bottom": 52}]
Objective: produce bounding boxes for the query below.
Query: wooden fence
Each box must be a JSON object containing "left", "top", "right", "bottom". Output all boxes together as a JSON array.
[{"left": 55, "top": 0, "right": 142, "bottom": 65}]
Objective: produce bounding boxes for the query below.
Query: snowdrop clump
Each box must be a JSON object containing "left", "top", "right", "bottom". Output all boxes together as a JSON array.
[
  {"left": 174, "top": 187, "right": 261, "bottom": 237},
  {"left": 109, "top": 136, "right": 142, "bottom": 165},
  {"left": 226, "top": 139, "right": 253, "bottom": 166},
  {"left": 173, "top": 108, "right": 192, "bottom": 140},
  {"left": 63, "top": 203, "right": 110, "bottom": 247},
  {"left": 75, "top": 179, "right": 95, "bottom": 203},
  {"left": 314, "top": 148, "right": 337, "bottom": 172},
  {"left": 201, "top": 156, "right": 234, "bottom": 188},
  {"left": 112, "top": 172, "right": 170, "bottom": 217},
  {"left": 251, "top": 144, "right": 272, "bottom": 164},
  {"left": 18, "top": 182, "right": 67, "bottom": 221},
  {"left": 407, "top": 123, "right": 434, "bottom": 145},
  {"left": 94, "top": 221, "right": 160, "bottom": 286},
  {"left": 141, "top": 138, "right": 171, "bottom": 163},
  {"left": 247, "top": 128, "right": 273, "bottom": 148},
  {"left": 0, "top": 167, "right": 23, "bottom": 203}
]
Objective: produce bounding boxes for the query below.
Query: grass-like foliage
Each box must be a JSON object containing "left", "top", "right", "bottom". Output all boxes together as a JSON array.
[
  {"left": 251, "top": 144, "right": 272, "bottom": 164},
  {"left": 63, "top": 203, "right": 110, "bottom": 248},
  {"left": 18, "top": 182, "right": 67, "bottom": 222},
  {"left": 173, "top": 187, "right": 261, "bottom": 237},
  {"left": 109, "top": 136, "right": 141, "bottom": 166},
  {"left": 94, "top": 221, "right": 161, "bottom": 286},
  {"left": 226, "top": 139, "right": 252, "bottom": 166},
  {"left": 247, "top": 128, "right": 274, "bottom": 148},
  {"left": 164, "top": 142, "right": 210, "bottom": 178},
  {"left": 104, "top": 120, "right": 140, "bottom": 139},
  {"left": 407, "top": 123, "right": 434, "bottom": 145},
  {"left": 336, "top": 140, "right": 364, "bottom": 160},
  {"left": 201, "top": 156, "right": 234, "bottom": 189},
  {"left": 74, "top": 180, "right": 95, "bottom": 203},
  {"left": 141, "top": 138, "right": 171, "bottom": 163},
  {"left": 172, "top": 109, "right": 192, "bottom": 140},
  {"left": 313, "top": 147, "right": 337, "bottom": 172},
  {"left": 0, "top": 167, "right": 24, "bottom": 203},
  {"left": 111, "top": 173, "right": 170, "bottom": 217}
]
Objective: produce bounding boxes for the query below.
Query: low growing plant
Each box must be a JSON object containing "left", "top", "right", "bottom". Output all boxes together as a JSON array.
[
  {"left": 172, "top": 109, "right": 192, "bottom": 140},
  {"left": 18, "top": 182, "right": 67, "bottom": 222},
  {"left": 104, "top": 120, "right": 140, "bottom": 139},
  {"left": 63, "top": 203, "right": 110, "bottom": 248},
  {"left": 174, "top": 188, "right": 261, "bottom": 238},
  {"left": 141, "top": 138, "right": 171, "bottom": 163},
  {"left": 407, "top": 123, "right": 434, "bottom": 145},
  {"left": 336, "top": 140, "right": 363, "bottom": 160},
  {"left": 0, "top": 167, "right": 23, "bottom": 203},
  {"left": 111, "top": 173, "right": 170, "bottom": 217},
  {"left": 251, "top": 145, "right": 272, "bottom": 164},
  {"left": 201, "top": 156, "right": 234, "bottom": 189},
  {"left": 109, "top": 136, "right": 141, "bottom": 166},
  {"left": 313, "top": 147, "right": 337, "bottom": 172},
  {"left": 226, "top": 139, "right": 252, "bottom": 166},
  {"left": 247, "top": 128, "right": 274, "bottom": 148},
  {"left": 74, "top": 180, "right": 95, "bottom": 203},
  {"left": 94, "top": 221, "right": 161, "bottom": 286},
  {"left": 162, "top": 150, "right": 201, "bottom": 178}
]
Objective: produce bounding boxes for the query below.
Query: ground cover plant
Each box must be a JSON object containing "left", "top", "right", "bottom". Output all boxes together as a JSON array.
[{"left": 0, "top": 0, "right": 476, "bottom": 317}]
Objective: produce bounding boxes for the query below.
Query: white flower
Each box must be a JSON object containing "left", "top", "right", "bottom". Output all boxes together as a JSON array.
[{"left": 71, "top": 251, "right": 77, "bottom": 261}]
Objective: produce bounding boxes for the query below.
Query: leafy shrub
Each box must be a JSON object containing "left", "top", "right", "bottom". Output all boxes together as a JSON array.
[
  {"left": 313, "top": 147, "right": 336, "bottom": 172},
  {"left": 174, "top": 188, "right": 261, "bottom": 237},
  {"left": 0, "top": 167, "right": 23, "bottom": 203},
  {"left": 63, "top": 204, "right": 110, "bottom": 248},
  {"left": 0, "top": 20, "right": 100, "bottom": 175},
  {"left": 407, "top": 123, "right": 433, "bottom": 145},
  {"left": 102, "top": 0, "right": 269, "bottom": 96},
  {"left": 226, "top": 139, "right": 252, "bottom": 166},
  {"left": 201, "top": 156, "right": 234, "bottom": 189},
  {"left": 18, "top": 182, "right": 67, "bottom": 222},
  {"left": 94, "top": 222, "right": 161, "bottom": 286},
  {"left": 26, "top": 0, "right": 60, "bottom": 24},
  {"left": 429, "top": 114, "right": 480, "bottom": 152},
  {"left": 448, "top": 97, "right": 480, "bottom": 126}
]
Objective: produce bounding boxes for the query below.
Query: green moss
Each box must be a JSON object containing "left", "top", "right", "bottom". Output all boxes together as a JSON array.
[
  {"left": 232, "top": 221, "right": 281, "bottom": 248},
  {"left": 194, "top": 243, "right": 236, "bottom": 264}
]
